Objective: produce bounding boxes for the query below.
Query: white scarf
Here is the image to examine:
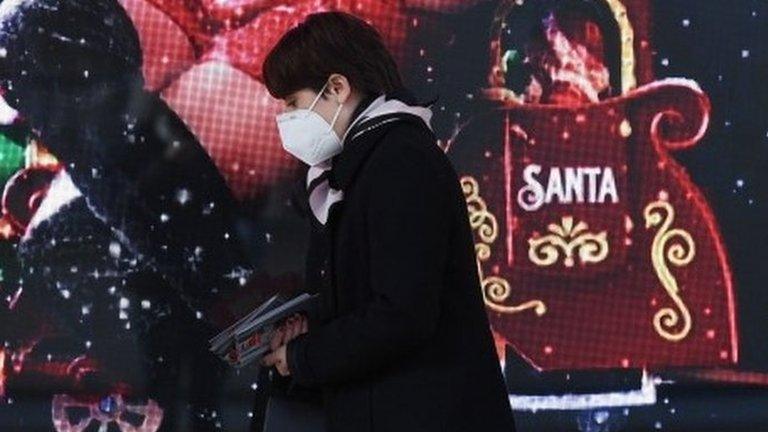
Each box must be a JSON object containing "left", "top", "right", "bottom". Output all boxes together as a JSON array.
[{"left": 306, "top": 93, "right": 435, "bottom": 225}]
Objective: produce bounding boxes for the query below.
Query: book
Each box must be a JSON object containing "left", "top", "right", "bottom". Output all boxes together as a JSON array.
[{"left": 209, "top": 292, "right": 319, "bottom": 369}]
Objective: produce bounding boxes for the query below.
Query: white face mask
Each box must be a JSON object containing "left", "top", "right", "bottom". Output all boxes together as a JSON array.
[{"left": 275, "top": 79, "right": 344, "bottom": 166}]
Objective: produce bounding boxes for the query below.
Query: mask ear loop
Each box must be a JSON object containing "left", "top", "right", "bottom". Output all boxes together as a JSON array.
[
  {"left": 328, "top": 101, "right": 343, "bottom": 131},
  {"left": 308, "top": 80, "right": 330, "bottom": 112},
  {"left": 308, "top": 79, "right": 343, "bottom": 131}
]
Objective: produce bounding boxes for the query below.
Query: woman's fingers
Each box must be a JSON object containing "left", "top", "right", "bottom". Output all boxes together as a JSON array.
[
  {"left": 283, "top": 320, "right": 293, "bottom": 339},
  {"left": 261, "top": 350, "right": 276, "bottom": 367},
  {"left": 270, "top": 326, "right": 285, "bottom": 350},
  {"left": 288, "top": 317, "right": 301, "bottom": 340},
  {"left": 285, "top": 323, "right": 296, "bottom": 341},
  {"left": 262, "top": 345, "right": 290, "bottom": 376},
  {"left": 272, "top": 314, "right": 307, "bottom": 351},
  {"left": 284, "top": 314, "right": 304, "bottom": 341}
]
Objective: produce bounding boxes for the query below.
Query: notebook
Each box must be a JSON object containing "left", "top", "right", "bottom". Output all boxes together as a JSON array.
[{"left": 209, "top": 292, "right": 319, "bottom": 368}]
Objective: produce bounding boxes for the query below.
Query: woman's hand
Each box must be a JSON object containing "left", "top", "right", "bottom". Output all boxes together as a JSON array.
[
  {"left": 263, "top": 345, "right": 289, "bottom": 376},
  {"left": 261, "top": 313, "right": 308, "bottom": 376}
]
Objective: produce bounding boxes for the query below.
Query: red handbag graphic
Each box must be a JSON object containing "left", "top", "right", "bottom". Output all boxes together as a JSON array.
[
  {"left": 447, "top": 0, "right": 737, "bottom": 371},
  {"left": 505, "top": 103, "right": 630, "bottom": 279}
]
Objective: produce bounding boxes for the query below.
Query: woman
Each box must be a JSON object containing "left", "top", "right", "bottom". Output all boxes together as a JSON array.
[{"left": 260, "top": 11, "right": 517, "bottom": 432}]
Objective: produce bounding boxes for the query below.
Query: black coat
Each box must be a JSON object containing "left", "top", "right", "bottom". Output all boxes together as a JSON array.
[{"left": 283, "top": 110, "right": 517, "bottom": 432}]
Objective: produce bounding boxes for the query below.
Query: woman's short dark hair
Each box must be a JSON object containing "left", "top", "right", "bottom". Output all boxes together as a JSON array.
[{"left": 262, "top": 11, "right": 403, "bottom": 100}]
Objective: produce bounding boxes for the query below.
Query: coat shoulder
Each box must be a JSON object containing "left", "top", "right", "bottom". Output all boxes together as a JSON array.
[{"left": 364, "top": 118, "right": 450, "bottom": 181}]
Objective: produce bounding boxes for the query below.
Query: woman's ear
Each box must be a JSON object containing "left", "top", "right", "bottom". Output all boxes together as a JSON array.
[{"left": 327, "top": 73, "right": 352, "bottom": 104}]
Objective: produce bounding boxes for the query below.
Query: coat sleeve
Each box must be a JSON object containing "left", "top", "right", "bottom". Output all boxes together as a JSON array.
[{"left": 285, "top": 137, "right": 453, "bottom": 388}]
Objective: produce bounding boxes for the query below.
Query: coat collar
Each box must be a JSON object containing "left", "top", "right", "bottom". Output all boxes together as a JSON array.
[{"left": 327, "top": 87, "right": 437, "bottom": 191}]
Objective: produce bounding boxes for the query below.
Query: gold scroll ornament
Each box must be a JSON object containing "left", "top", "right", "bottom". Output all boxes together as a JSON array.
[
  {"left": 528, "top": 216, "right": 609, "bottom": 267},
  {"left": 461, "top": 175, "right": 546, "bottom": 316},
  {"left": 644, "top": 199, "right": 696, "bottom": 342}
]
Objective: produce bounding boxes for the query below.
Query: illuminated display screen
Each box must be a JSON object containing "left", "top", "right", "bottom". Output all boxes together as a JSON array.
[{"left": 0, "top": 0, "right": 766, "bottom": 431}]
